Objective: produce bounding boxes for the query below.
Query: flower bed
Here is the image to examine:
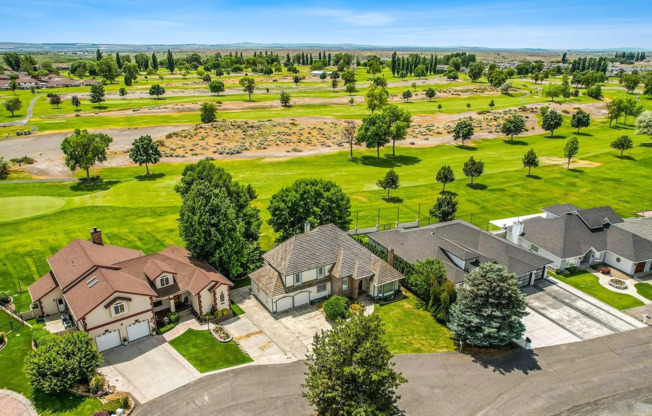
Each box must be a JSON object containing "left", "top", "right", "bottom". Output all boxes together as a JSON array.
[
  {"left": 211, "top": 326, "right": 233, "bottom": 343},
  {"left": 609, "top": 278, "right": 627, "bottom": 290}
]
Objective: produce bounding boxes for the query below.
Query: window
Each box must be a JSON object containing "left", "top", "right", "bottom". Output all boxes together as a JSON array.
[
  {"left": 317, "top": 283, "right": 327, "bottom": 293},
  {"left": 382, "top": 282, "right": 395, "bottom": 296},
  {"left": 294, "top": 273, "right": 301, "bottom": 284},
  {"left": 159, "top": 275, "right": 170, "bottom": 287},
  {"left": 153, "top": 300, "right": 163, "bottom": 308},
  {"left": 317, "top": 266, "right": 325, "bottom": 279},
  {"left": 342, "top": 278, "right": 348, "bottom": 291},
  {"left": 530, "top": 245, "right": 539, "bottom": 253},
  {"left": 113, "top": 302, "right": 125, "bottom": 316},
  {"left": 220, "top": 292, "right": 225, "bottom": 304}
]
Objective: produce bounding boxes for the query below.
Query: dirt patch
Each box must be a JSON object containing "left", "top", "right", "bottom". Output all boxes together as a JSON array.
[
  {"left": 235, "top": 331, "right": 264, "bottom": 341},
  {"left": 539, "top": 156, "right": 602, "bottom": 168}
]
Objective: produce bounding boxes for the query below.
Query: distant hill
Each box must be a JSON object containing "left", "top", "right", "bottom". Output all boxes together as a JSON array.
[{"left": 0, "top": 42, "right": 647, "bottom": 53}]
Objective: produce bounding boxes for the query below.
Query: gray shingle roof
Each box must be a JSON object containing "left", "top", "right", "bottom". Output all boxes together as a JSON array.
[
  {"left": 542, "top": 203, "right": 581, "bottom": 217},
  {"left": 518, "top": 208, "right": 652, "bottom": 261},
  {"left": 253, "top": 224, "right": 403, "bottom": 297},
  {"left": 616, "top": 218, "right": 652, "bottom": 241},
  {"left": 368, "top": 220, "right": 551, "bottom": 284}
]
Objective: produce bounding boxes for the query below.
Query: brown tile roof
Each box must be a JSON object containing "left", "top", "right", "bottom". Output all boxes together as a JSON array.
[
  {"left": 115, "top": 245, "right": 233, "bottom": 297},
  {"left": 28, "top": 271, "right": 58, "bottom": 301},
  {"left": 65, "top": 267, "right": 156, "bottom": 319},
  {"left": 47, "top": 239, "right": 144, "bottom": 290}
]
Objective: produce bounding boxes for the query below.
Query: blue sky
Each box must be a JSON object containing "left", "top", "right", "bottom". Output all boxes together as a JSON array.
[{"left": 2, "top": 0, "right": 651, "bottom": 49}]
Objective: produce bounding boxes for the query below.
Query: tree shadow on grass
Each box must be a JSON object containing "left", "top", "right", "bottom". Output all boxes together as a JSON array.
[
  {"left": 639, "top": 143, "right": 652, "bottom": 148},
  {"left": 503, "top": 139, "right": 528, "bottom": 146},
  {"left": 32, "top": 389, "right": 95, "bottom": 414},
  {"left": 359, "top": 154, "right": 421, "bottom": 168},
  {"left": 610, "top": 125, "right": 634, "bottom": 130},
  {"left": 467, "top": 347, "right": 541, "bottom": 376},
  {"left": 382, "top": 196, "right": 404, "bottom": 204},
  {"left": 136, "top": 172, "right": 166, "bottom": 181},
  {"left": 613, "top": 155, "right": 636, "bottom": 161},
  {"left": 568, "top": 168, "right": 585, "bottom": 174},
  {"left": 69, "top": 178, "right": 120, "bottom": 192},
  {"left": 575, "top": 132, "right": 593, "bottom": 137},
  {"left": 440, "top": 190, "right": 458, "bottom": 196},
  {"left": 547, "top": 134, "right": 567, "bottom": 139},
  {"left": 467, "top": 183, "right": 487, "bottom": 190},
  {"left": 526, "top": 174, "right": 543, "bottom": 180},
  {"left": 456, "top": 144, "right": 478, "bottom": 151}
]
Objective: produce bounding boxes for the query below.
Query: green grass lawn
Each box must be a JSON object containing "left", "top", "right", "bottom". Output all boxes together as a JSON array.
[
  {"left": 1, "top": 113, "right": 651, "bottom": 312},
  {"left": 168, "top": 329, "right": 252, "bottom": 372},
  {"left": 230, "top": 302, "right": 245, "bottom": 316},
  {"left": 549, "top": 271, "right": 644, "bottom": 310},
  {"left": 373, "top": 291, "right": 456, "bottom": 354},
  {"left": 0, "top": 312, "right": 102, "bottom": 416},
  {"left": 635, "top": 283, "right": 652, "bottom": 301}
]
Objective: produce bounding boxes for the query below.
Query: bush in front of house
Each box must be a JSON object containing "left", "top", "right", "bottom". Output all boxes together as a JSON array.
[
  {"left": 323, "top": 296, "right": 350, "bottom": 320},
  {"left": 31, "top": 327, "right": 57, "bottom": 348},
  {"left": 89, "top": 374, "right": 105, "bottom": 394},
  {"left": 168, "top": 312, "right": 179, "bottom": 324},
  {"left": 24, "top": 331, "right": 103, "bottom": 394}
]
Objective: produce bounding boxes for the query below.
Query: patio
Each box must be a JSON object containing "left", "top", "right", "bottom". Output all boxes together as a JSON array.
[
  {"left": 591, "top": 267, "right": 651, "bottom": 305},
  {"left": 43, "top": 312, "right": 75, "bottom": 334}
]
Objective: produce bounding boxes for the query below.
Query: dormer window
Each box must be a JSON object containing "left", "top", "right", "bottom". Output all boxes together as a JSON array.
[
  {"left": 113, "top": 302, "right": 126, "bottom": 316},
  {"left": 317, "top": 266, "right": 325, "bottom": 279},
  {"left": 294, "top": 273, "right": 301, "bottom": 284},
  {"left": 159, "top": 275, "right": 171, "bottom": 287}
]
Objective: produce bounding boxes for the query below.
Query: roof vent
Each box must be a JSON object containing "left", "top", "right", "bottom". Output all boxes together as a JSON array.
[{"left": 87, "top": 276, "right": 99, "bottom": 288}]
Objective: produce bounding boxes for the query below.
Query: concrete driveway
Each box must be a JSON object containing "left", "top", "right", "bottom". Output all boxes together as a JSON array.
[
  {"left": 99, "top": 335, "right": 200, "bottom": 404},
  {"left": 520, "top": 278, "right": 645, "bottom": 348}
]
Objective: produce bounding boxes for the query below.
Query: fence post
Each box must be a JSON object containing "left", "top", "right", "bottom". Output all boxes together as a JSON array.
[
  {"left": 395, "top": 206, "right": 400, "bottom": 229},
  {"left": 417, "top": 203, "right": 421, "bottom": 226},
  {"left": 376, "top": 208, "right": 380, "bottom": 232},
  {"left": 355, "top": 211, "right": 359, "bottom": 234}
]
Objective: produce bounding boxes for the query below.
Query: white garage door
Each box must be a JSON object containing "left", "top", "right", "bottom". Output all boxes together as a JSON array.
[
  {"left": 276, "top": 296, "right": 293, "bottom": 313},
  {"left": 294, "top": 291, "right": 310, "bottom": 307},
  {"left": 127, "top": 321, "right": 150, "bottom": 342},
  {"left": 96, "top": 330, "right": 121, "bottom": 352}
]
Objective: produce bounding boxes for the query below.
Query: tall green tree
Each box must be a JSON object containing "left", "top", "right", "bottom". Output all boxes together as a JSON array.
[
  {"left": 151, "top": 52, "right": 158, "bottom": 70},
  {"left": 365, "top": 85, "right": 388, "bottom": 114},
  {"left": 200, "top": 102, "right": 217, "bottom": 123},
  {"left": 436, "top": 165, "right": 455, "bottom": 192},
  {"left": 71, "top": 95, "right": 81, "bottom": 110},
  {"left": 430, "top": 194, "right": 458, "bottom": 223},
  {"left": 452, "top": 119, "right": 474, "bottom": 146},
  {"left": 382, "top": 104, "right": 412, "bottom": 157},
  {"left": 239, "top": 76, "right": 256, "bottom": 101},
  {"left": 563, "top": 136, "right": 580, "bottom": 169},
  {"left": 500, "top": 114, "right": 526, "bottom": 141},
  {"left": 89, "top": 84, "right": 105, "bottom": 109},
  {"left": 462, "top": 156, "right": 484, "bottom": 186},
  {"left": 267, "top": 178, "right": 351, "bottom": 241},
  {"left": 377, "top": 169, "right": 400, "bottom": 199},
  {"left": 571, "top": 109, "right": 591, "bottom": 133},
  {"left": 3, "top": 97, "right": 21, "bottom": 117},
  {"left": 208, "top": 80, "right": 225, "bottom": 95},
  {"left": 449, "top": 263, "right": 528, "bottom": 347},
  {"left": 356, "top": 112, "right": 391, "bottom": 159},
  {"left": 129, "top": 135, "right": 161, "bottom": 175},
  {"left": 303, "top": 313, "right": 406, "bottom": 416},
  {"left": 149, "top": 84, "right": 165, "bottom": 99},
  {"left": 542, "top": 109, "right": 563, "bottom": 137},
  {"left": 166, "top": 49, "right": 175, "bottom": 73},
  {"left": 610, "top": 135, "right": 634, "bottom": 158},
  {"left": 425, "top": 88, "right": 436, "bottom": 102},
  {"left": 467, "top": 62, "right": 485, "bottom": 82},
  {"left": 60, "top": 129, "right": 113, "bottom": 180},
  {"left": 522, "top": 148, "right": 539, "bottom": 176},
  {"left": 97, "top": 56, "right": 119, "bottom": 83}
]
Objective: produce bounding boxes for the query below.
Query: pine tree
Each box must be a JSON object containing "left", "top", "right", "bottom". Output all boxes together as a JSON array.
[
  {"left": 151, "top": 53, "right": 158, "bottom": 70},
  {"left": 115, "top": 52, "right": 122, "bottom": 69}
]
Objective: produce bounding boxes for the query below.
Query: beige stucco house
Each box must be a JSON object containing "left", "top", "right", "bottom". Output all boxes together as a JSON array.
[{"left": 28, "top": 228, "right": 233, "bottom": 352}]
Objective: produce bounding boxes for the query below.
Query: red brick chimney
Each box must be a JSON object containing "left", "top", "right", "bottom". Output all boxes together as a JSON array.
[
  {"left": 387, "top": 246, "right": 395, "bottom": 267},
  {"left": 90, "top": 227, "right": 103, "bottom": 245}
]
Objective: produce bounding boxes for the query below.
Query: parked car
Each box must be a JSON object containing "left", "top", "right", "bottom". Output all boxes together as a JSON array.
[
  {"left": 23, "top": 130, "right": 31, "bottom": 135},
  {"left": 16, "top": 131, "right": 23, "bottom": 136}
]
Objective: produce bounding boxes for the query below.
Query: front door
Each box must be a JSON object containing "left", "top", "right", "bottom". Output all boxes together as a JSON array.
[{"left": 56, "top": 298, "right": 66, "bottom": 312}]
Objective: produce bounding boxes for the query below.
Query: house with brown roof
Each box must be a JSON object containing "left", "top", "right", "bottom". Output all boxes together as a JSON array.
[
  {"left": 28, "top": 228, "right": 233, "bottom": 352},
  {"left": 249, "top": 223, "right": 404, "bottom": 313}
]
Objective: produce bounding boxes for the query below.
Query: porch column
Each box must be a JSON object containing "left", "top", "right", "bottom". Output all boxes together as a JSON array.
[{"left": 169, "top": 297, "right": 175, "bottom": 312}]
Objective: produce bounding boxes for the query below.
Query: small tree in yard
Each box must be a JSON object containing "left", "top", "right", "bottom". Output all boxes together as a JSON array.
[
  {"left": 331, "top": 78, "right": 339, "bottom": 92},
  {"left": 279, "top": 90, "right": 291, "bottom": 107},
  {"left": 571, "top": 109, "right": 590, "bottom": 133},
  {"left": 89, "top": 84, "right": 105, "bottom": 109},
  {"left": 635, "top": 110, "right": 652, "bottom": 140},
  {"left": 500, "top": 114, "right": 526, "bottom": 141},
  {"left": 522, "top": 148, "right": 539, "bottom": 176},
  {"left": 425, "top": 87, "right": 436, "bottom": 101},
  {"left": 4, "top": 97, "right": 21, "bottom": 116},
  {"left": 149, "top": 84, "right": 165, "bottom": 99},
  {"left": 60, "top": 129, "right": 113, "bottom": 180},
  {"left": 449, "top": 263, "right": 528, "bottom": 347},
  {"left": 462, "top": 156, "right": 484, "bottom": 186},
  {"left": 452, "top": 119, "right": 474, "bottom": 146},
  {"left": 303, "top": 313, "right": 406, "bottom": 416},
  {"left": 430, "top": 194, "right": 458, "bottom": 223},
  {"left": 342, "top": 120, "right": 357, "bottom": 158},
  {"left": 49, "top": 94, "right": 62, "bottom": 109},
  {"left": 71, "top": 95, "right": 81, "bottom": 111},
  {"left": 129, "top": 135, "right": 161, "bottom": 175},
  {"left": 200, "top": 102, "right": 217, "bottom": 123},
  {"left": 611, "top": 135, "right": 634, "bottom": 158},
  {"left": 118, "top": 87, "right": 127, "bottom": 98},
  {"left": 406, "top": 258, "right": 456, "bottom": 322},
  {"left": 542, "top": 109, "right": 563, "bottom": 137},
  {"left": 436, "top": 165, "right": 455, "bottom": 192},
  {"left": 239, "top": 76, "right": 256, "bottom": 101},
  {"left": 402, "top": 90, "right": 412, "bottom": 102},
  {"left": 322, "top": 295, "right": 349, "bottom": 320},
  {"left": 377, "top": 169, "right": 400, "bottom": 199},
  {"left": 356, "top": 112, "right": 390, "bottom": 159},
  {"left": 563, "top": 136, "right": 580, "bottom": 169},
  {"left": 345, "top": 83, "right": 357, "bottom": 96}
]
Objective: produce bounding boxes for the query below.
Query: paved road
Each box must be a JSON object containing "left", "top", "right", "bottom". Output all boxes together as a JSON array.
[
  {"left": 135, "top": 327, "right": 652, "bottom": 416},
  {"left": 2, "top": 95, "right": 41, "bottom": 128}
]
